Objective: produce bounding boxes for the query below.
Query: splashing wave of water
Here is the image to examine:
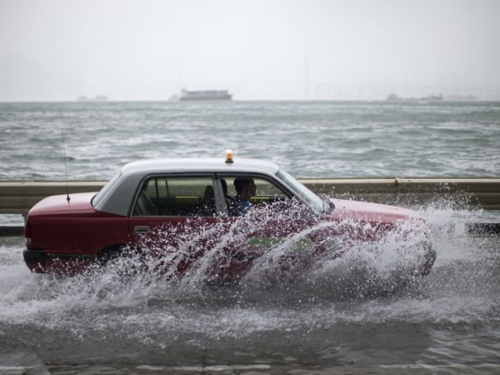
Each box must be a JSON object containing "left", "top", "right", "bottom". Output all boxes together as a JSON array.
[{"left": 0, "top": 203, "right": 499, "bottom": 372}]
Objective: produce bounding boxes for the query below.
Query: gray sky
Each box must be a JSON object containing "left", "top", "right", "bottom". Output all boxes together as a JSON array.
[{"left": 1, "top": 0, "right": 500, "bottom": 101}]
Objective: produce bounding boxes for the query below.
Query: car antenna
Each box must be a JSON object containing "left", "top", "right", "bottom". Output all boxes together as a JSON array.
[{"left": 59, "top": 109, "right": 70, "bottom": 203}]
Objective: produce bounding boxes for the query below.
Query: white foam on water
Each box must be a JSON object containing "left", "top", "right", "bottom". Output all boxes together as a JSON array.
[{"left": 0, "top": 203, "right": 497, "bottom": 342}]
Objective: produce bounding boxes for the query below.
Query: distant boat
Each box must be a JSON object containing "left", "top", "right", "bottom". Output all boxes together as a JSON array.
[
  {"left": 386, "top": 93, "right": 443, "bottom": 101},
  {"left": 77, "top": 95, "right": 108, "bottom": 102},
  {"left": 179, "top": 89, "right": 232, "bottom": 101}
]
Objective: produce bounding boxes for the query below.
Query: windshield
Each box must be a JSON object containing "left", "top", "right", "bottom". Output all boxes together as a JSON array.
[
  {"left": 91, "top": 171, "right": 122, "bottom": 207},
  {"left": 276, "top": 169, "right": 326, "bottom": 214}
]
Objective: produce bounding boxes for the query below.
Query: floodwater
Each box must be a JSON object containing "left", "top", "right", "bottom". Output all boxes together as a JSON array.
[{"left": 1, "top": 205, "right": 500, "bottom": 374}]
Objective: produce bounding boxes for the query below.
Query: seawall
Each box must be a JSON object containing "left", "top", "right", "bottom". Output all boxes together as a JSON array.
[{"left": 1, "top": 178, "right": 499, "bottom": 236}]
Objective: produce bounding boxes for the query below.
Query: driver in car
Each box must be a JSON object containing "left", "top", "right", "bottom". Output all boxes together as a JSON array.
[{"left": 229, "top": 177, "right": 256, "bottom": 216}]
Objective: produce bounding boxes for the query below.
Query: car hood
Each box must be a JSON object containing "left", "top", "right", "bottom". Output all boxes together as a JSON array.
[{"left": 328, "top": 198, "right": 420, "bottom": 224}]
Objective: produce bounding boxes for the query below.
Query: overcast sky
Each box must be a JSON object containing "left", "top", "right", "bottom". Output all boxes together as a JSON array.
[{"left": 1, "top": 0, "right": 500, "bottom": 101}]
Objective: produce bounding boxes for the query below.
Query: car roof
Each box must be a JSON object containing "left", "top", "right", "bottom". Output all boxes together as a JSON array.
[
  {"left": 93, "top": 157, "right": 284, "bottom": 217},
  {"left": 120, "top": 158, "right": 281, "bottom": 177}
]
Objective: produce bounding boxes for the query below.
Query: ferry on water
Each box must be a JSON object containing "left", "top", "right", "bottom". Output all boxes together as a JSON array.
[{"left": 179, "top": 89, "right": 233, "bottom": 101}]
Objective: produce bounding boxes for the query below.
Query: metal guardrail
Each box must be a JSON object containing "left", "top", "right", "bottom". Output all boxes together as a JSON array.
[
  {"left": 301, "top": 177, "right": 500, "bottom": 210},
  {"left": 1, "top": 178, "right": 499, "bottom": 217},
  {"left": 0, "top": 181, "right": 105, "bottom": 216},
  {"left": 0, "top": 178, "right": 499, "bottom": 236}
]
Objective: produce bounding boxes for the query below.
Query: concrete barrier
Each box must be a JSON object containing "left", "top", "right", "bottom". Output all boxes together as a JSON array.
[
  {"left": 0, "top": 226, "right": 23, "bottom": 236},
  {"left": 1, "top": 178, "right": 499, "bottom": 217},
  {"left": 1, "top": 178, "right": 499, "bottom": 237},
  {"left": 0, "top": 181, "right": 105, "bottom": 215},
  {"left": 301, "top": 177, "right": 500, "bottom": 210}
]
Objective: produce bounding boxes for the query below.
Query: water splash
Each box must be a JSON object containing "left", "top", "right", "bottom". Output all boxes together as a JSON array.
[
  {"left": 81, "top": 203, "right": 431, "bottom": 301},
  {"left": 1, "top": 209, "right": 499, "bottom": 374},
  {"left": 0, "top": 203, "right": 498, "bottom": 341}
]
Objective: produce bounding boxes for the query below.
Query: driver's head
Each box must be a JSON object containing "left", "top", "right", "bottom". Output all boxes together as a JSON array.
[{"left": 234, "top": 178, "right": 256, "bottom": 199}]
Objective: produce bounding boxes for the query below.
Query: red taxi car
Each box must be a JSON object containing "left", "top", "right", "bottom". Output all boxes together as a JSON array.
[{"left": 23, "top": 152, "right": 436, "bottom": 281}]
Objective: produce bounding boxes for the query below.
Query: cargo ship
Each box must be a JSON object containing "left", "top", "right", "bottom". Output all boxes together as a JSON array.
[{"left": 179, "top": 89, "right": 232, "bottom": 101}]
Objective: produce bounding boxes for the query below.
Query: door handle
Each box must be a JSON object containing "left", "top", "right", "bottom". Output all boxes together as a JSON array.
[{"left": 134, "top": 225, "right": 151, "bottom": 234}]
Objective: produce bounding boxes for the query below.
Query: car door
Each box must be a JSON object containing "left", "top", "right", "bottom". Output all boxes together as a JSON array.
[
  {"left": 218, "top": 175, "right": 319, "bottom": 267},
  {"left": 127, "top": 174, "right": 224, "bottom": 276}
]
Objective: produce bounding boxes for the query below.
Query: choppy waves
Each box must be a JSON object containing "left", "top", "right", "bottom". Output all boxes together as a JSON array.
[{"left": 1, "top": 101, "right": 499, "bottom": 181}]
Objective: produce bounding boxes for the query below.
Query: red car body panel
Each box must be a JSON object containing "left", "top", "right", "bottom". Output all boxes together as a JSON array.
[
  {"left": 25, "top": 193, "right": 129, "bottom": 273},
  {"left": 24, "top": 195, "right": 429, "bottom": 276},
  {"left": 331, "top": 198, "right": 417, "bottom": 222}
]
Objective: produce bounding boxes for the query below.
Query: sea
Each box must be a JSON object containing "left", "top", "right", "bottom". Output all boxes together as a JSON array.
[{"left": 0, "top": 100, "right": 500, "bottom": 374}]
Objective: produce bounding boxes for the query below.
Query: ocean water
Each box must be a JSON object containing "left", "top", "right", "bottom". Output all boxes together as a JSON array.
[
  {"left": 1, "top": 100, "right": 499, "bottom": 181},
  {"left": 1, "top": 100, "right": 500, "bottom": 374}
]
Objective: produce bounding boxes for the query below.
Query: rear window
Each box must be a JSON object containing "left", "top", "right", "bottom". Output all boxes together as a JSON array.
[
  {"left": 132, "top": 176, "right": 216, "bottom": 217},
  {"left": 91, "top": 172, "right": 122, "bottom": 208}
]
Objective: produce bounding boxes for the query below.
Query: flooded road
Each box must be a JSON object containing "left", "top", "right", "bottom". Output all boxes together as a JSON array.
[{"left": 1, "top": 207, "right": 500, "bottom": 374}]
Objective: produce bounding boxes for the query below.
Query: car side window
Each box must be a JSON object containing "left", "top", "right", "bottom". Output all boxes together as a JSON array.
[
  {"left": 222, "top": 176, "right": 289, "bottom": 216},
  {"left": 132, "top": 176, "right": 216, "bottom": 217}
]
